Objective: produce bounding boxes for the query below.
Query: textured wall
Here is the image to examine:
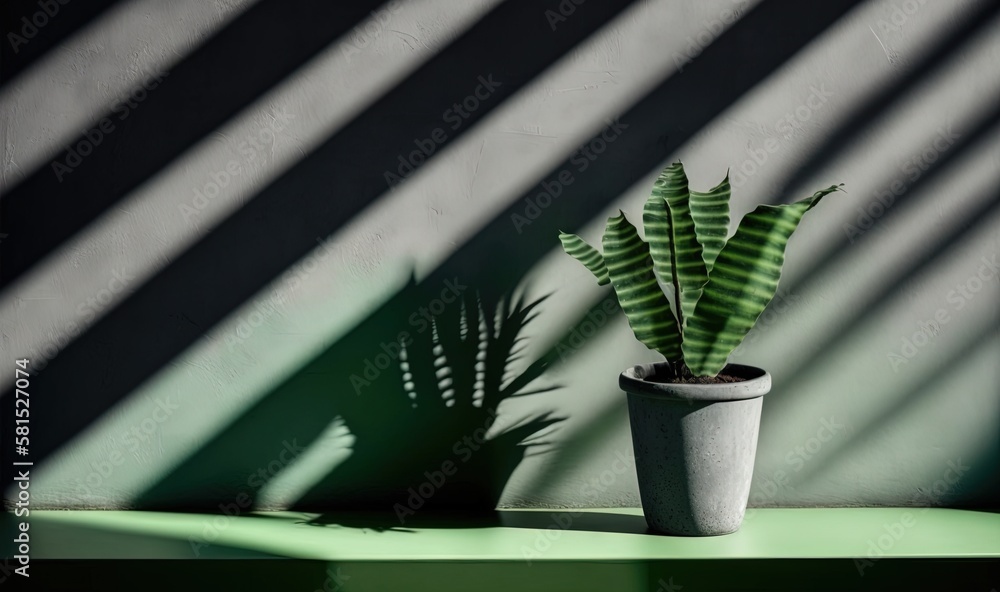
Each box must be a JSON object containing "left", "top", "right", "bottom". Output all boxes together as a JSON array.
[{"left": 1, "top": 0, "right": 998, "bottom": 510}]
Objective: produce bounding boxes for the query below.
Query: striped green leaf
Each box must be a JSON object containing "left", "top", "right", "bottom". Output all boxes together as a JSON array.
[
  {"left": 650, "top": 163, "right": 709, "bottom": 325},
  {"left": 559, "top": 232, "right": 610, "bottom": 286},
  {"left": 690, "top": 173, "right": 731, "bottom": 272},
  {"left": 603, "top": 212, "right": 682, "bottom": 359},
  {"left": 642, "top": 185, "right": 673, "bottom": 286},
  {"left": 682, "top": 184, "right": 844, "bottom": 375}
]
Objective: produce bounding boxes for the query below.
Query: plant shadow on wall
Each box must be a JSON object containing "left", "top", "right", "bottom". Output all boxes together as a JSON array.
[
  {"left": 131, "top": 278, "right": 562, "bottom": 523},
  {"left": 8, "top": 0, "right": 866, "bottom": 492},
  {"left": 294, "top": 286, "right": 563, "bottom": 528}
]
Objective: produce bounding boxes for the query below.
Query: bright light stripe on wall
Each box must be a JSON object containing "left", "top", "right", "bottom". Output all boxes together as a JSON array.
[
  {"left": 26, "top": 0, "right": 507, "bottom": 505},
  {"left": 0, "top": 0, "right": 262, "bottom": 194}
]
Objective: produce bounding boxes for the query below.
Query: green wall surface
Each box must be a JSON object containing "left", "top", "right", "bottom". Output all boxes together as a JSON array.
[{"left": 0, "top": 0, "right": 997, "bottom": 513}]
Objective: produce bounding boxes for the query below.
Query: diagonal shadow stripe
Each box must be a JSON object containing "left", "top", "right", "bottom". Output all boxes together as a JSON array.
[
  {"left": 519, "top": 396, "right": 630, "bottom": 503},
  {"left": 0, "top": 0, "right": 391, "bottom": 289},
  {"left": 763, "top": 186, "right": 1000, "bottom": 410},
  {"left": 435, "top": 6, "right": 1000, "bottom": 503},
  {"left": 525, "top": 90, "right": 1000, "bottom": 504},
  {"left": 777, "top": 0, "right": 1000, "bottom": 203},
  {"left": 782, "top": 102, "right": 1000, "bottom": 298},
  {"left": 0, "top": 0, "right": 122, "bottom": 89},
  {"left": 129, "top": 0, "right": 867, "bottom": 508},
  {"left": 793, "top": 323, "right": 998, "bottom": 494},
  {"left": 2, "top": 0, "right": 644, "bottom": 493}
]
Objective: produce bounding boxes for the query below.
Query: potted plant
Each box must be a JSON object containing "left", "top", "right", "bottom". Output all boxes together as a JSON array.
[{"left": 559, "top": 162, "right": 841, "bottom": 536}]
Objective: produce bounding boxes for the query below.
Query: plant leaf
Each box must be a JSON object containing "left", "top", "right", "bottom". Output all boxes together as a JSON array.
[
  {"left": 655, "top": 162, "right": 709, "bottom": 325},
  {"left": 559, "top": 232, "right": 610, "bottom": 286},
  {"left": 643, "top": 185, "right": 673, "bottom": 284},
  {"left": 690, "top": 173, "right": 732, "bottom": 272},
  {"left": 603, "top": 212, "right": 682, "bottom": 359},
  {"left": 682, "top": 185, "right": 843, "bottom": 376}
]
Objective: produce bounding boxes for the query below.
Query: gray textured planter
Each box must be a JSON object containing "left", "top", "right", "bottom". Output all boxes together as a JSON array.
[{"left": 619, "top": 362, "right": 771, "bottom": 536}]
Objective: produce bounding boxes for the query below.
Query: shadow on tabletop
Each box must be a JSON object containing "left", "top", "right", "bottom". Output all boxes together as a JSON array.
[{"left": 298, "top": 508, "right": 651, "bottom": 536}]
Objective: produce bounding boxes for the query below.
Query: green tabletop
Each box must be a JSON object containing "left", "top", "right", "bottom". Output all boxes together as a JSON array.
[
  {"left": 8, "top": 507, "right": 998, "bottom": 560},
  {"left": 5, "top": 508, "right": 998, "bottom": 591}
]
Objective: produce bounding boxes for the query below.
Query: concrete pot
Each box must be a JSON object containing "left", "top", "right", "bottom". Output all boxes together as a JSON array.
[{"left": 619, "top": 362, "right": 771, "bottom": 536}]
